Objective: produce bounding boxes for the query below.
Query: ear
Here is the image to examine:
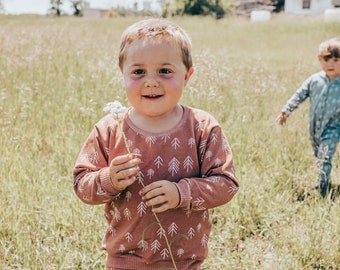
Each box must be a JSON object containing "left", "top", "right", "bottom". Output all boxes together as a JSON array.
[{"left": 184, "top": 67, "right": 194, "bottom": 86}]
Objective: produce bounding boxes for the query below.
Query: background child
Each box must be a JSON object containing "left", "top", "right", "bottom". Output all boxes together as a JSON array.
[
  {"left": 276, "top": 37, "right": 340, "bottom": 198},
  {"left": 73, "top": 18, "right": 239, "bottom": 269}
]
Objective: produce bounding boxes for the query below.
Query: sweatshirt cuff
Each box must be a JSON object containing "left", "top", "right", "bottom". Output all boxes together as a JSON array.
[
  {"left": 100, "top": 167, "right": 123, "bottom": 196},
  {"left": 282, "top": 106, "right": 292, "bottom": 116},
  {"left": 174, "top": 180, "right": 192, "bottom": 210}
]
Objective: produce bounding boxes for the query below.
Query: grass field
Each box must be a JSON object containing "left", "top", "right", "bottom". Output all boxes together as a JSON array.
[{"left": 1, "top": 14, "right": 339, "bottom": 269}]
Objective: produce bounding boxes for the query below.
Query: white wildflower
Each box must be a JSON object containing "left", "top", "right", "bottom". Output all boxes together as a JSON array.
[{"left": 103, "top": 101, "right": 127, "bottom": 120}]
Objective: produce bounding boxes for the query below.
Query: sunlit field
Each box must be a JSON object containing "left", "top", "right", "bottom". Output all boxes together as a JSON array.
[{"left": 1, "top": 14, "right": 339, "bottom": 269}]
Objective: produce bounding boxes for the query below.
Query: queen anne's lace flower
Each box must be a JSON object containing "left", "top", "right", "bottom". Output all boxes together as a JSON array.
[{"left": 103, "top": 101, "right": 127, "bottom": 120}]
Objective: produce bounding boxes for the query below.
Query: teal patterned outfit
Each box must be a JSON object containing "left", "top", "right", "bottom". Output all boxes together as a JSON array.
[{"left": 283, "top": 71, "right": 340, "bottom": 197}]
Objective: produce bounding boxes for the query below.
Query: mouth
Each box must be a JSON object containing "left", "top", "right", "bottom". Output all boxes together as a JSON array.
[{"left": 142, "top": 94, "right": 163, "bottom": 99}]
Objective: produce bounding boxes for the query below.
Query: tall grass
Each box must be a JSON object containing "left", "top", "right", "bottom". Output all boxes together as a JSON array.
[{"left": 0, "top": 14, "right": 339, "bottom": 269}]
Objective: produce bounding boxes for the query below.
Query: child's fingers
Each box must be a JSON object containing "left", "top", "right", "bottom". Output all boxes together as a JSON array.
[
  {"left": 151, "top": 202, "right": 171, "bottom": 213},
  {"left": 116, "top": 166, "right": 140, "bottom": 180},
  {"left": 109, "top": 155, "right": 141, "bottom": 190},
  {"left": 140, "top": 181, "right": 179, "bottom": 212},
  {"left": 111, "top": 153, "right": 135, "bottom": 166}
]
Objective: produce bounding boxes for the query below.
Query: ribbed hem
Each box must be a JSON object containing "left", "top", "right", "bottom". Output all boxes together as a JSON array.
[
  {"left": 106, "top": 254, "right": 203, "bottom": 270},
  {"left": 100, "top": 167, "right": 123, "bottom": 196}
]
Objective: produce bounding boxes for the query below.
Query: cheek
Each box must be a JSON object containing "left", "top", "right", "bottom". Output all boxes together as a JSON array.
[
  {"left": 124, "top": 78, "right": 140, "bottom": 90},
  {"left": 165, "top": 76, "right": 186, "bottom": 89}
]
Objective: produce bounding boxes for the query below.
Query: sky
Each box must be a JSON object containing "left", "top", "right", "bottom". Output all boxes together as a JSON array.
[{"left": 2, "top": 0, "right": 161, "bottom": 15}]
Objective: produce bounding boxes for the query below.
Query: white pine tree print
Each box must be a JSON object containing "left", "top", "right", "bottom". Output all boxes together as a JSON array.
[
  {"left": 154, "top": 156, "right": 163, "bottom": 168},
  {"left": 137, "top": 171, "right": 144, "bottom": 185},
  {"left": 193, "top": 197, "right": 205, "bottom": 207},
  {"left": 183, "top": 156, "right": 193, "bottom": 172},
  {"left": 202, "top": 211, "right": 208, "bottom": 222},
  {"left": 229, "top": 185, "right": 239, "bottom": 195},
  {"left": 119, "top": 244, "right": 126, "bottom": 253},
  {"left": 147, "top": 168, "right": 154, "bottom": 179},
  {"left": 188, "top": 137, "right": 195, "bottom": 148},
  {"left": 188, "top": 227, "right": 195, "bottom": 239},
  {"left": 145, "top": 135, "right": 157, "bottom": 146},
  {"left": 126, "top": 191, "right": 132, "bottom": 201},
  {"left": 123, "top": 208, "right": 132, "bottom": 220},
  {"left": 157, "top": 227, "right": 165, "bottom": 239},
  {"left": 151, "top": 240, "right": 161, "bottom": 254},
  {"left": 138, "top": 239, "right": 148, "bottom": 251},
  {"left": 200, "top": 140, "right": 207, "bottom": 162},
  {"left": 82, "top": 194, "right": 90, "bottom": 202},
  {"left": 125, "top": 232, "right": 133, "bottom": 242},
  {"left": 201, "top": 234, "right": 209, "bottom": 247},
  {"left": 132, "top": 148, "right": 141, "bottom": 156},
  {"left": 78, "top": 184, "right": 84, "bottom": 193},
  {"left": 113, "top": 207, "right": 121, "bottom": 222},
  {"left": 127, "top": 139, "right": 133, "bottom": 149},
  {"left": 222, "top": 138, "right": 230, "bottom": 152},
  {"left": 210, "top": 176, "right": 220, "bottom": 183},
  {"left": 137, "top": 201, "right": 147, "bottom": 217},
  {"left": 191, "top": 254, "right": 197, "bottom": 260},
  {"left": 161, "top": 134, "right": 171, "bottom": 143},
  {"left": 177, "top": 248, "right": 184, "bottom": 257},
  {"left": 108, "top": 224, "right": 116, "bottom": 236},
  {"left": 168, "top": 157, "right": 180, "bottom": 176},
  {"left": 161, "top": 248, "right": 169, "bottom": 259},
  {"left": 214, "top": 158, "right": 222, "bottom": 167},
  {"left": 211, "top": 133, "right": 218, "bottom": 144},
  {"left": 88, "top": 151, "right": 99, "bottom": 164},
  {"left": 195, "top": 122, "right": 201, "bottom": 132},
  {"left": 197, "top": 223, "right": 202, "bottom": 232},
  {"left": 168, "top": 222, "right": 178, "bottom": 237},
  {"left": 171, "top": 137, "right": 180, "bottom": 149},
  {"left": 205, "top": 150, "right": 212, "bottom": 161}
]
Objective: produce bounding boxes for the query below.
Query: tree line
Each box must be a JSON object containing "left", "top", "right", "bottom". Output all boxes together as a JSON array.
[{"left": 0, "top": 0, "right": 283, "bottom": 19}]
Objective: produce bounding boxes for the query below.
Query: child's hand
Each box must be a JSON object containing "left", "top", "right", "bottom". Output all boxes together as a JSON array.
[
  {"left": 139, "top": 180, "right": 180, "bottom": 213},
  {"left": 109, "top": 154, "right": 141, "bottom": 191},
  {"left": 276, "top": 111, "right": 287, "bottom": 125}
]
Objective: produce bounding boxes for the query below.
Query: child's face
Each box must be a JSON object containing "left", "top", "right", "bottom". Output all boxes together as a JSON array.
[
  {"left": 122, "top": 38, "right": 193, "bottom": 119},
  {"left": 320, "top": 57, "right": 340, "bottom": 81}
]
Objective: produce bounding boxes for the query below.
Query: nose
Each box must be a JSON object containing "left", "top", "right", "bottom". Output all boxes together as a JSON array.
[{"left": 144, "top": 74, "right": 159, "bottom": 88}]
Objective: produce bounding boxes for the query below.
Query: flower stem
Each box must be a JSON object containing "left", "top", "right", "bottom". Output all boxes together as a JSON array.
[
  {"left": 151, "top": 210, "right": 178, "bottom": 270},
  {"left": 118, "top": 121, "right": 178, "bottom": 270},
  {"left": 119, "top": 121, "right": 131, "bottom": 155}
]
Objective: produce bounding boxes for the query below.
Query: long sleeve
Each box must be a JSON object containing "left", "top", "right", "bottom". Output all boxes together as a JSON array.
[
  {"left": 73, "top": 116, "right": 126, "bottom": 205},
  {"left": 282, "top": 76, "right": 312, "bottom": 115},
  {"left": 176, "top": 124, "right": 238, "bottom": 211}
]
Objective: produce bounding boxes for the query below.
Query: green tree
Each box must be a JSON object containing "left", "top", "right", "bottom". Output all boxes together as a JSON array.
[
  {"left": 50, "top": 0, "right": 63, "bottom": 16},
  {"left": 162, "top": 0, "right": 233, "bottom": 19},
  {"left": 70, "top": 0, "right": 85, "bottom": 16}
]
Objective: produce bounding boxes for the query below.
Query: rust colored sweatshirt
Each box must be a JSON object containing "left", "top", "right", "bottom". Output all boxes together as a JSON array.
[{"left": 73, "top": 105, "right": 239, "bottom": 270}]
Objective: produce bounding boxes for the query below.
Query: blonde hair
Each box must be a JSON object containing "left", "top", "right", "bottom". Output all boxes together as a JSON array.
[
  {"left": 318, "top": 37, "right": 340, "bottom": 60},
  {"left": 118, "top": 18, "right": 192, "bottom": 71}
]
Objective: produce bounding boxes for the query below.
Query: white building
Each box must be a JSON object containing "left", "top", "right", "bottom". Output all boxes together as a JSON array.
[{"left": 285, "top": 0, "right": 340, "bottom": 14}]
